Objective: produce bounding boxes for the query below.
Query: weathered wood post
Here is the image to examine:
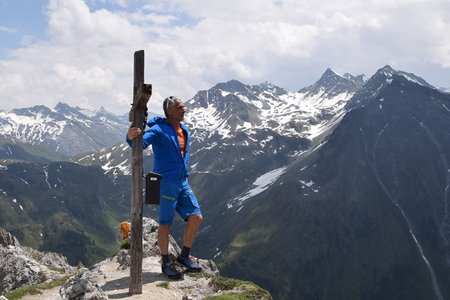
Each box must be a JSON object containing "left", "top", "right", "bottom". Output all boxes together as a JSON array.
[{"left": 129, "top": 50, "right": 152, "bottom": 295}]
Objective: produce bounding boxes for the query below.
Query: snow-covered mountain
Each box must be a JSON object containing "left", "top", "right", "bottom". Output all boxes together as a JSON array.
[
  {"left": 192, "top": 66, "right": 450, "bottom": 300},
  {"left": 187, "top": 68, "right": 362, "bottom": 143},
  {"left": 73, "top": 68, "right": 362, "bottom": 178},
  {"left": 0, "top": 102, "right": 128, "bottom": 157}
]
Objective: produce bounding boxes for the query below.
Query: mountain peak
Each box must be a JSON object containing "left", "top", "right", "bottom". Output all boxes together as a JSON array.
[
  {"left": 380, "top": 65, "right": 395, "bottom": 74},
  {"left": 213, "top": 79, "right": 248, "bottom": 94},
  {"left": 11, "top": 104, "right": 51, "bottom": 116},
  {"left": 316, "top": 68, "right": 344, "bottom": 84},
  {"left": 298, "top": 68, "right": 361, "bottom": 95},
  {"left": 316, "top": 68, "right": 359, "bottom": 86},
  {"left": 54, "top": 102, "right": 72, "bottom": 111},
  {"left": 348, "top": 65, "right": 436, "bottom": 110},
  {"left": 323, "top": 68, "right": 340, "bottom": 76},
  {"left": 53, "top": 102, "right": 84, "bottom": 117},
  {"left": 372, "top": 65, "right": 433, "bottom": 88}
]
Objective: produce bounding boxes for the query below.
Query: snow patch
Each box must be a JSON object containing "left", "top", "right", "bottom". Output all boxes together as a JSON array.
[
  {"left": 230, "top": 167, "right": 287, "bottom": 207},
  {"left": 443, "top": 104, "right": 450, "bottom": 112},
  {"left": 299, "top": 180, "right": 314, "bottom": 187}
]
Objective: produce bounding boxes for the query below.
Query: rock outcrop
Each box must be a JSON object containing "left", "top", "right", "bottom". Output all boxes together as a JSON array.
[
  {"left": 59, "top": 268, "right": 108, "bottom": 300},
  {"left": 0, "top": 227, "right": 19, "bottom": 248},
  {"left": 0, "top": 227, "right": 75, "bottom": 295}
]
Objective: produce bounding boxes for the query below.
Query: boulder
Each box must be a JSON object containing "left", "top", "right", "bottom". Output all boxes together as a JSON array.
[{"left": 59, "top": 268, "right": 108, "bottom": 300}]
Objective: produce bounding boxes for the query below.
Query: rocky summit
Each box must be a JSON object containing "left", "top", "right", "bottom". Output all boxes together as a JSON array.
[{"left": 0, "top": 219, "right": 272, "bottom": 300}]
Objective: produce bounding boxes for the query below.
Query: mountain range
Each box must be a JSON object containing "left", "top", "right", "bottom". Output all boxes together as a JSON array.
[
  {"left": 189, "top": 66, "right": 450, "bottom": 300},
  {"left": 1, "top": 65, "right": 449, "bottom": 299},
  {"left": 0, "top": 102, "right": 128, "bottom": 158}
]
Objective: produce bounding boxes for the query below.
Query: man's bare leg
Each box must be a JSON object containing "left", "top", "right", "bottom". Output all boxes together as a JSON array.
[
  {"left": 176, "top": 214, "right": 203, "bottom": 272},
  {"left": 184, "top": 214, "right": 203, "bottom": 248},
  {"left": 158, "top": 224, "right": 170, "bottom": 255}
]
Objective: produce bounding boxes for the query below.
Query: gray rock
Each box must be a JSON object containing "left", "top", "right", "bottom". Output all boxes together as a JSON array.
[
  {"left": 0, "top": 229, "right": 75, "bottom": 294},
  {"left": 0, "top": 227, "right": 19, "bottom": 247},
  {"left": 116, "top": 217, "right": 182, "bottom": 269},
  {"left": 0, "top": 246, "right": 46, "bottom": 293},
  {"left": 196, "top": 258, "right": 220, "bottom": 275},
  {"left": 38, "top": 251, "right": 73, "bottom": 273},
  {"left": 59, "top": 269, "right": 108, "bottom": 300},
  {"left": 142, "top": 217, "right": 181, "bottom": 259},
  {"left": 115, "top": 249, "right": 130, "bottom": 270}
]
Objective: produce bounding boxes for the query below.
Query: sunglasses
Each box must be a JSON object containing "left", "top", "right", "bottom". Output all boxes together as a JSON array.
[{"left": 163, "top": 96, "right": 180, "bottom": 111}]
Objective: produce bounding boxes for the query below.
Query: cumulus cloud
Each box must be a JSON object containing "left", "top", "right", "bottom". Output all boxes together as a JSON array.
[{"left": 0, "top": 0, "right": 449, "bottom": 115}]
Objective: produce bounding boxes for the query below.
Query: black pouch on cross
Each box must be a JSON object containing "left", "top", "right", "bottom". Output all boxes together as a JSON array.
[{"left": 145, "top": 172, "right": 162, "bottom": 205}]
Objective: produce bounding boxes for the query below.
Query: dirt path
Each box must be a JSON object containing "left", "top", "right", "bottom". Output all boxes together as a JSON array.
[{"left": 21, "top": 256, "right": 211, "bottom": 300}]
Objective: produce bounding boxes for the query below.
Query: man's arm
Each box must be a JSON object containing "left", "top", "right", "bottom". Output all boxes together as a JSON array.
[{"left": 126, "top": 126, "right": 155, "bottom": 149}]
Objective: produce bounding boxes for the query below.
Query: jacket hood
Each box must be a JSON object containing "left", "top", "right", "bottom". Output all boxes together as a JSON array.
[{"left": 147, "top": 116, "right": 167, "bottom": 127}]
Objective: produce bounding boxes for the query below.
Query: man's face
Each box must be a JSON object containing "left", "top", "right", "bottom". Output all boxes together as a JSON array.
[{"left": 167, "top": 99, "right": 186, "bottom": 122}]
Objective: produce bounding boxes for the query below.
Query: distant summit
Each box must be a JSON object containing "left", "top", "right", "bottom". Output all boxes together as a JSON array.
[
  {"left": 298, "top": 68, "right": 363, "bottom": 97},
  {"left": 0, "top": 103, "right": 128, "bottom": 157}
]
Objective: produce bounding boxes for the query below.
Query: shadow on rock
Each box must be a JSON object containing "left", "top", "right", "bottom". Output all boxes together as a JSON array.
[{"left": 101, "top": 271, "right": 163, "bottom": 292}]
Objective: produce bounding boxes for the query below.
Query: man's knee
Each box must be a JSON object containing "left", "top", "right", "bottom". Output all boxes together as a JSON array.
[
  {"left": 188, "top": 214, "right": 203, "bottom": 225},
  {"left": 158, "top": 224, "right": 171, "bottom": 234}
]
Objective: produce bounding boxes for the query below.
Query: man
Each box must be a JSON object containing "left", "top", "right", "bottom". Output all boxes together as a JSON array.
[{"left": 127, "top": 96, "right": 203, "bottom": 279}]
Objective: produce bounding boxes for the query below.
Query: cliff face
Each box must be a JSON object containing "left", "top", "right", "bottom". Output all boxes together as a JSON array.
[{"left": 0, "top": 218, "right": 272, "bottom": 300}]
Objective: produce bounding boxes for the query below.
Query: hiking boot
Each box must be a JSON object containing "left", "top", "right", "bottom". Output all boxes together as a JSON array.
[
  {"left": 176, "top": 256, "right": 202, "bottom": 272},
  {"left": 162, "top": 262, "right": 183, "bottom": 279}
]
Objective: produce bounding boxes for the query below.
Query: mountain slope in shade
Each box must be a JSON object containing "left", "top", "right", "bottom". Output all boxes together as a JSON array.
[
  {"left": 0, "top": 161, "right": 130, "bottom": 266},
  {"left": 196, "top": 67, "right": 450, "bottom": 299}
]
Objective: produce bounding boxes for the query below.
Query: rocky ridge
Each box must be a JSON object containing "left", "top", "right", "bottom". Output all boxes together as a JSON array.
[{"left": 1, "top": 219, "right": 272, "bottom": 300}]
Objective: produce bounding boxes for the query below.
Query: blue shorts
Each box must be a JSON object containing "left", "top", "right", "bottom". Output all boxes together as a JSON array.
[{"left": 159, "top": 180, "right": 201, "bottom": 225}]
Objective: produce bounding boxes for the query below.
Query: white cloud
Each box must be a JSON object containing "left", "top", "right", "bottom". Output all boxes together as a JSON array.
[{"left": 0, "top": 0, "right": 449, "bottom": 116}]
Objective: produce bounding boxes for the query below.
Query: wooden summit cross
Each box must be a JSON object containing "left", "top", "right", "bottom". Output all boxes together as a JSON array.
[{"left": 129, "top": 50, "right": 152, "bottom": 295}]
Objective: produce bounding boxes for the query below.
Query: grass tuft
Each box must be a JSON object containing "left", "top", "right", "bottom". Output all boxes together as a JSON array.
[
  {"left": 4, "top": 273, "right": 75, "bottom": 300},
  {"left": 207, "top": 275, "right": 272, "bottom": 300},
  {"left": 156, "top": 282, "right": 170, "bottom": 289}
]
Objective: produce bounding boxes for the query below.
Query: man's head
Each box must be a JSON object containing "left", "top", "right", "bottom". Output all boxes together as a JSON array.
[{"left": 163, "top": 96, "right": 186, "bottom": 122}]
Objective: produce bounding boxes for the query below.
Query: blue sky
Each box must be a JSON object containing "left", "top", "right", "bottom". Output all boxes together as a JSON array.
[
  {"left": 0, "top": 1, "right": 47, "bottom": 55},
  {"left": 0, "top": 0, "right": 449, "bottom": 115}
]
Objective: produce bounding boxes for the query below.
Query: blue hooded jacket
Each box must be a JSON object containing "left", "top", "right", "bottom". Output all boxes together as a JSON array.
[{"left": 126, "top": 116, "right": 190, "bottom": 182}]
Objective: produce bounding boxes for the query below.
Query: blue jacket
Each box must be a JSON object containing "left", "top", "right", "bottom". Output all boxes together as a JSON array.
[{"left": 126, "top": 116, "right": 190, "bottom": 182}]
